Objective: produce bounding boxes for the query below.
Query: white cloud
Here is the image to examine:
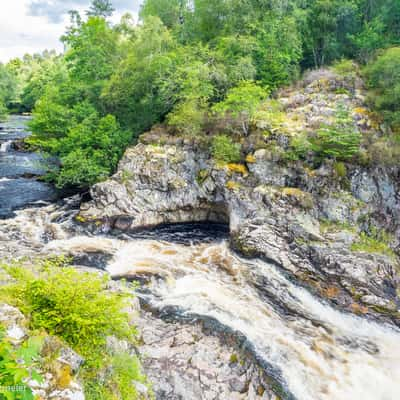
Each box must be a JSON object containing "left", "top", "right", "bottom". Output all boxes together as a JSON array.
[{"left": 0, "top": 0, "right": 141, "bottom": 62}]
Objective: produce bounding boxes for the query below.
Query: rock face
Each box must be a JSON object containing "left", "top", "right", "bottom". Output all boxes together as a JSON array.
[
  {"left": 136, "top": 311, "right": 280, "bottom": 400},
  {"left": 80, "top": 69, "right": 400, "bottom": 326}
]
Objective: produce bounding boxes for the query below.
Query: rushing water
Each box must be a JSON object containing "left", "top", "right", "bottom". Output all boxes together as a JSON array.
[
  {"left": 1, "top": 201, "right": 400, "bottom": 400},
  {"left": 0, "top": 115, "right": 57, "bottom": 217}
]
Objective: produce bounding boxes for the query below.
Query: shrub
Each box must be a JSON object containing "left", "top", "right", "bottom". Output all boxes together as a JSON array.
[
  {"left": 167, "top": 99, "right": 207, "bottom": 136},
  {"left": 333, "top": 59, "right": 359, "bottom": 81},
  {"left": 1, "top": 259, "right": 135, "bottom": 355},
  {"left": 0, "top": 258, "right": 148, "bottom": 400},
  {"left": 212, "top": 81, "right": 268, "bottom": 135},
  {"left": 211, "top": 135, "right": 241, "bottom": 163},
  {"left": 310, "top": 107, "right": 361, "bottom": 162},
  {"left": 364, "top": 47, "right": 400, "bottom": 133},
  {"left": 285, "top": 133, "right": 312, "bottom": 161}
]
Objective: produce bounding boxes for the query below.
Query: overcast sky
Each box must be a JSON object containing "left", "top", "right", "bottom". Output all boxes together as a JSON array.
[{"left": 0, "top": 1, "right": 142, "bottom": 62}]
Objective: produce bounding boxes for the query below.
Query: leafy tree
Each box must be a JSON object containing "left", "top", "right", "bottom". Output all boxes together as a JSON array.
[
  {"left": 63, "top": 16, "right": 119, "bottom": 106},
  {"left": 140, "top": 0, "right": 184, "bottom": 28},
  {"left": 212, "top": 81, "right": 268, "bottom": 135}
]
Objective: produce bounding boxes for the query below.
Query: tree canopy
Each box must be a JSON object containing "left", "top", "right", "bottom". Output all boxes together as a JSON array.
[{"left": 0, "top": 0, "right": 398, "bottom": 186}]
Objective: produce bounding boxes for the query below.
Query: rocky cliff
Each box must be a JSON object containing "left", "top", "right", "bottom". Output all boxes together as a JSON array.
[{"left": 80, "top": 68, "right": 400, "bottom": 326}]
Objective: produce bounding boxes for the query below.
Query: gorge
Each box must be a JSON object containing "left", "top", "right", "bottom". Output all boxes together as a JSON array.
[{"left": 1, "top": 69, "right": 399, "bottom": 400}]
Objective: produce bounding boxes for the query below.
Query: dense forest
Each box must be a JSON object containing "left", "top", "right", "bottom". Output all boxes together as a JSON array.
[{"left": 0, "top": 0, "right": 399, "bottom": 188}]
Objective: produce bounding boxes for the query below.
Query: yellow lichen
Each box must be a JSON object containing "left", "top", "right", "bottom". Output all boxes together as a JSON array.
[
  {"left": 324, "top": 286, "right": 340, "bottom": 298},
  {"left": 75, "top": 215, "right": 86, "bottom": 223},
  {"left": 226, "top": 181, "right": 241, "bottom": 191},
  {"left": 304, "top": 167, "right": 317, "bottom": 177},
  {"left": 353, "top": 107, "right": 369, "bottom": 115},
  {"left": 350, "top": 303, "right": 369, "bottom": 315},
  {"left": 56, "top": 364, "right": 72, "bottom": 389},
  {"left": 282, "top": 188, "right": 314, "bottom": 209},
  {"left": 245, "top": 154, "right": 256, "bottom": 164},
  {"left": 227, "top": 163, "right": 248, "bottom": 176}
]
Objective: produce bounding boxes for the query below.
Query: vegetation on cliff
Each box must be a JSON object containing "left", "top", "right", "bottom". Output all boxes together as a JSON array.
[{"left": 0, "top": 0, "right": 398, "bottom": 187}]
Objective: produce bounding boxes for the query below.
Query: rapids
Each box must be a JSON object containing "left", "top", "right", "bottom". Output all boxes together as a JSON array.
[{"left": 1, "top": 201, "right": 400, "bottom": 400}]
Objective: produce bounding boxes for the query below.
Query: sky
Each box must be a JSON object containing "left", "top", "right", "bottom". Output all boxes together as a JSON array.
[{"left": 0, "top": 1, "right": 142, "bottom": 62}]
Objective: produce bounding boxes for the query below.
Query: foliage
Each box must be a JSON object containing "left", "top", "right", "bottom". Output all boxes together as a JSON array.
[
  {"left": 86, "top": 0, "right": 115, "bottom": 18},
  {"left": 212, "top": 81, "right": 267, "bottom": 135},
  {"left": 351, "top": 228, "right": 395, "bottom": 259},
  {"left": 211, "top": 135, "right": 241, "bottom": 163},
  {"left": 0, "top": 329, "right": 43, "bottom": 400},
  {"left": 1, "top": 259, "right": 135, "bottom": 356},
  {"left": 1, "top": 0, "right": 399, "bottom": 187},
  {"left": 167, "top": 99, "right": 207, "bottom": 136},
  {"left": 0, "top": 258, "right": 148, "bottom": 400},
  {"left": 310, "top": 107, "right": 361, "bottom": 161},
  {"left": 364, "top": 47, "right": 400, "bottom": 133}
]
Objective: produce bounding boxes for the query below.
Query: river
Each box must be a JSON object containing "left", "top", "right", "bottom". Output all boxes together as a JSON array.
[
  {"left": 0, "top": 119, "right": 399, "bottom": 399},
  {"left": 0, "top": 115, "right": 57, "bottom": 217}
]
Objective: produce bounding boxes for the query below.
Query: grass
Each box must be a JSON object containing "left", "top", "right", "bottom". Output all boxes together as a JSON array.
[{"left": 351, "top": 232, "right": 396, "bottom": 259}]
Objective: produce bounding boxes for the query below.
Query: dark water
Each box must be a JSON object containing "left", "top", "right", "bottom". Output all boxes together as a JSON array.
[{"left": 0, "top": 116, "right": 57, "bottom": 217}]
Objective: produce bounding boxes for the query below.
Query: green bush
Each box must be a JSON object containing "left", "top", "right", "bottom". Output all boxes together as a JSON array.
[
  {"left": 167, "top": 99, "right": 207, "bottom": 136},
  {"left": 0, "top": 258, "right": 148, "bottom": 400},
  {"left": 364, "top": 47, "right": 400, "bottom": 133},
  {"left": 2, "top": 259, "right": 135, "bottom": 354},
  {"left": 311, "top": 107, "right": 361, "bottom": 162},
  {"left": 333, "top": 59, "right": 359, "bottom": 80},
  {"left": 212, "top": 81, "right": 268, "bottom": 135},
  {"left": 211, "top": 135, "right": 241, "bottom": 163}
]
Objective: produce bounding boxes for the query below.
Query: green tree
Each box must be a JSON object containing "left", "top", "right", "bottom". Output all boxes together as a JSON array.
[
  {"left": 86, "top": 0, "right": 115, "bottom": 18},
  {"left": 364, "top": 47, "right": 400, "bottom": 132},
  {"left": 311, "top": 107, "right": 361, "bottom": 161},
  {"left": 212, "top": 81, "right": 268, "bottom": 135}
]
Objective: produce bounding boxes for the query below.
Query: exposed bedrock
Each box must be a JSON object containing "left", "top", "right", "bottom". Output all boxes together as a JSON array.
[{"left": 80, "top": 72, "right": 400, "bottom": 326}]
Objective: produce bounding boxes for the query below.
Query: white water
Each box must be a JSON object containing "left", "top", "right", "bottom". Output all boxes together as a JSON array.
[
  {"left": 0, "top": 140, "right": 12, "bottom": 152},
  {"left": 2, "top": 205, "right": 400, "bottom": 400},
  {"left": 107, "top": 240, "right": 400, "bottom": 400}
]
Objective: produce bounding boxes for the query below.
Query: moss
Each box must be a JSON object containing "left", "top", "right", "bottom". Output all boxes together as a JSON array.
[
  {"left": 333, "top": 161, "right": 347, "bottom": 178},
  {"left": 229, "top": 353, "right": 239, "bottom": 364},
  {"left": 320, "top": 219, "right": 355, "bottom": 234},
  {"left": 351, "top": 231, "right": 396, "bottom": 259},
  {"left": 120, "top": 170, "right": 134, "bottom": 185}
]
